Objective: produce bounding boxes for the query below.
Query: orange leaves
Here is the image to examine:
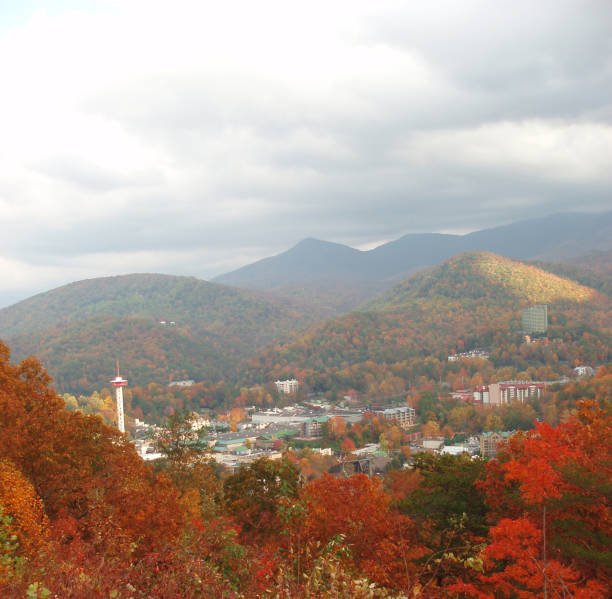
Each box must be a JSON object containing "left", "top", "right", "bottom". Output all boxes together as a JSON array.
[
  {"left": 503, "top": 450, "right": 565, "bottom": 505},
  {"left": 340, "top": 437, "right": 356, "bottom": 453},
  {"left": 301, "top": 474, "right": 424, "bottom": 589},
  {"left": 0, "top": 343, "right": 182, "bottom": 557},
  {"left": 327, "top": 415, "right": 347, "bottom": 438},
  {"left": 0, "top": 460, "right": 49, "bottom": 558}
]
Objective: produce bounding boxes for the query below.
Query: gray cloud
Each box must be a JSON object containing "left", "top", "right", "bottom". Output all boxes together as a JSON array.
[{"left": 0, "top": 0, "right": 611, "bottom": 305}]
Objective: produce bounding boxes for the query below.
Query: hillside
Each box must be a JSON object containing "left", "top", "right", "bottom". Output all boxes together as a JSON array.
[
  {"left": 0, "top": 274, "right": 324, "bottom": 393},
  {"left": 528, "top": 252, "right": 612, "bottom": 298},
  {"left": 367, "top": 251, "right": 601, "bottom": 309},
  {"left": 214, "top": 211, "right": 612, "bottom": 314},
  {"left": 7, "top": 315, "right": 234, "bottom": 393},
  {"left": 565, "top": 248, "right": 612, "bottom": 277},
  {"left": 245, "top": 252, "right": 612, "bottom": 397},
  {"left": 0, "top": 273, "right": 321, "bottom": 344}
]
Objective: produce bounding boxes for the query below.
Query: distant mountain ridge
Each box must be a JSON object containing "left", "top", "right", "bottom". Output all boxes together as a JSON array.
[{"left": 214, "top": 211, "right": 612, "bottom": 313}]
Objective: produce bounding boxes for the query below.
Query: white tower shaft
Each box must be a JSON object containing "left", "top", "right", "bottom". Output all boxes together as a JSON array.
[{"left": 115, "top": 386, "right": 125, "bottom": 433}]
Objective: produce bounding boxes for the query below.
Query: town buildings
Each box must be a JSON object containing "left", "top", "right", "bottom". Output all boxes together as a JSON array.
[
  {"left": 300, "top": 416, "right": 329, "bottom": 438},
  {"left": 574, "top": 365, "right": 594, "bottom": 377},
  {"left": 448, "top": 349, "right": 490, "bottom": 362},
  {"left": 451, "top": 389, "right": 474, "bottom": 402}
]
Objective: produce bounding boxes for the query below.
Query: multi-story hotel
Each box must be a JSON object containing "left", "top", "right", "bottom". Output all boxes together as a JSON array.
[
  {"left": 475, "top": 381, "right": 546, "bottom": 405},
  {"left": 274, "top": 379, "right": 299, "bottom": 394},
  {"left": 522, "top": 305, "right": 548, "bottom": 334},
  {"left": 377, "top": 406, "right": 416, "bottom": 429}
]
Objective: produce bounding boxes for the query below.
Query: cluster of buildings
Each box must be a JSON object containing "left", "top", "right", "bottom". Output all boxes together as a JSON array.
[
  {"left": 451, "top": 380, "right": 549, "bottom": 405},
  {"left": 418, "top": 432, "right": 513, "bottom": 459},
  {"left": 130, "top": 400, "right": 419, "bottom": 472},
  {"left": 448, "top": 348, "right": 490, "bottom": 362},
  {"left": 168, "top": 379, "right": 195, "bottom": 387}
]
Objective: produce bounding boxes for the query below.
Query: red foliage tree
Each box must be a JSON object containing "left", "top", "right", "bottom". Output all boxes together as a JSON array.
[
  {"left": 300, "top": 474, "right": 425, "bottom": 591},
  {"left": 457, "top": 401, "right": 611, "bottom": 598},
  {"left": 0, "top": 343, "right": 182, "bottom": 556}
]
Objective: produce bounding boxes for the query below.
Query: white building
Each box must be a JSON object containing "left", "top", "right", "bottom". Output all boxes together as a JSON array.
[
  {"left": 169, "top": 380, "right": 195, "bottom": 387},
  {"left": 574, "top": 366, "right": 594, "bottom": 377},
  {"left": 275, "top": 379, "right": 299, "bottom": 394}
]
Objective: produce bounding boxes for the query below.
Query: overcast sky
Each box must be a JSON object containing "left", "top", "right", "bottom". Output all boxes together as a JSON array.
[{"left": 1, "top": 0, "right": 611, "bottom": 306}]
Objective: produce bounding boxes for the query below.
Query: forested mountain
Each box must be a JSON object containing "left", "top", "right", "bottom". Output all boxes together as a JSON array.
[
  {"left": 366, "top": 251, "right": 604, "bottom": 310},
  {"left": 0, "top": 274, "right": 324, "bottom": 393},
  {"left": 2, "top": 250, "right": 610, "bottom": 398},
  {"left": 246, "top": 252, "right": 612, "bottom": 397},
  {"left": 564, "top": 248, "right": 612, "bottom": 279},
  {"left": 9, "top": 316, "right": 228, "bottom": 393},
  {"left": 214, "top": 211, "right": 612, "bottom": 314},
  {"left": 0, "top": 273, "right": 321, "bottom": 342},
  {"left": 528, "top": 253, "right": 612, "bottom": 298}
]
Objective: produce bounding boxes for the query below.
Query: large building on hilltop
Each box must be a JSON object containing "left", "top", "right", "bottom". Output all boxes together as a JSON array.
[{"left": 522, "top": 304, "right": 548, "bottom": 334}]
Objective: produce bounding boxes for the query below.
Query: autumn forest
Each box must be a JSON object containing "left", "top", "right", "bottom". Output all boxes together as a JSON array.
[{"left": 1, "top": 344, "right": 611, "bottom": 597}]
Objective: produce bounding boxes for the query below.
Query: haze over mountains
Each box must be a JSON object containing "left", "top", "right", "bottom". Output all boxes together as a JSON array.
[{"left": 214, "top": 211, "right": 612, "bottom": 314}]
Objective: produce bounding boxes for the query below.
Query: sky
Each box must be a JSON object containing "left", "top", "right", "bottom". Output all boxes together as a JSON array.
[{"left": 1, "top": 0, "right": 611, "bottom": 306}]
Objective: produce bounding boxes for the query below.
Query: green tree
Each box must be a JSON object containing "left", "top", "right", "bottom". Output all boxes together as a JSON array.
[{"left": 400, "top": 453, "right": 488, "bottom": 547}]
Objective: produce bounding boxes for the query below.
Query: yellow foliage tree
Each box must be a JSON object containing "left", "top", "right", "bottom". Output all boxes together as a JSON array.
[{"left": 422, "top": 420, "right": 441, "bottom": 438}]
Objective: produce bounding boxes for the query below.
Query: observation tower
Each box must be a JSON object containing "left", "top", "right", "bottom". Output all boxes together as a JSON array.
[{"left": 110, "top": 363, "right": 128, "bottom": 433}]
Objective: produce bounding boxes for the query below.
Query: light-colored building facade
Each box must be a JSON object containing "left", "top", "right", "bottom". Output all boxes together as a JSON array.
[
  {"left": 377, "top": 406, "right": 416, "bottom": 429},
  {"left": 480, "top": 431, "right": 513, "bottom": 458},
  {"left": 275, "top": 379, "right": 299, "bottom": 394},
  {"left": 487, "top": 381, "right": 546, "bottom": 405},
  {"left": 473, "top": 386, "right": 490, "bottom": 403},
  {"left": 448, "top": 349, "right": 490, "bottom": 362}
]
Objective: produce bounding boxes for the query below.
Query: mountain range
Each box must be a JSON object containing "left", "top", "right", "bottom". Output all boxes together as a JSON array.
[
  {"left": 213, "top": 211, "right": 612, "bottom": 314},
  {"left": 0, "top": 211, "right": 610, "bottom": 399}
]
